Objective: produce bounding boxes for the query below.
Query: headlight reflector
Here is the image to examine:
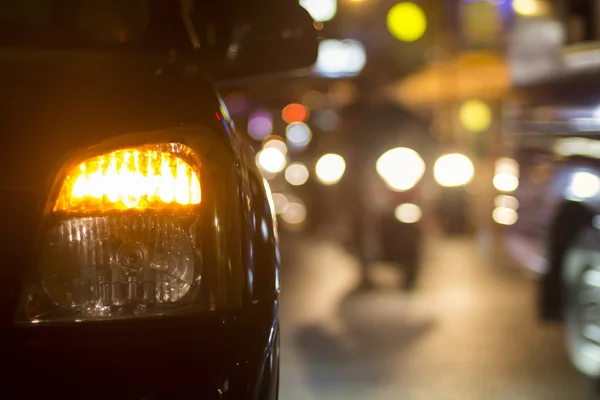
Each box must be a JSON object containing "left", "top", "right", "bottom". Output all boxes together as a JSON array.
[
  {"left": 26, "top": 143, "right": 207, "bottom": 323},
  {"left": 54, "top": 147, "right": 201, "bottom": 213},
  {"left": 39, "top": 215, "right": 197, "bottom": 318}
]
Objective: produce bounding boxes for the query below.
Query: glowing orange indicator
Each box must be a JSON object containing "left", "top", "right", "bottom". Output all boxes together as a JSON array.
[
  {"left": 54, "top": 147, "right": 201, "bottom": 213},
  {"left": 282, "top": 103, "right": 309, "bottom": 124}
]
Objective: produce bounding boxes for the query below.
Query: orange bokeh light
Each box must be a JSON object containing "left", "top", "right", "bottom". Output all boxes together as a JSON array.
[{"left": 282, "top": 103, "right": 309, "bottom": 124}]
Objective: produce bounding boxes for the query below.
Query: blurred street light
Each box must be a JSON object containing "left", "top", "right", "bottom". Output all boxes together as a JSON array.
[
  {"left": 257, "top": 148, "right": 287, "bottom": 174},
  {"left": 434, "top": 154, "right": 474, "bottom": 187},
  {"left": 394, "top": 203, "right": 422, "bottom": 224},
  {"left": 567, "top": 171, "right": 600, "bottom": 200},
  {"left": 513, "top": 0, "right": 546, "bottom": 16},
  {"left": 493, "top": 173, "right": 519, "bottom": 192},
  {"left": 282, "top": 201, "right": 308, "bottom": 225},
  {"left": 282, "top": 103, "right": 309, "bottom": 124},
  {"left": 263, "top": 137, "right": 288, "bottom": 155},
  {"left": 286, "top": 122, "right": 313, "bottom": 149},
  {"left": 493, "top": 206, "right": 518, "bottom": 225},
  {"left": 387, "top": 2, "right": 427, "bottom": 42},
  {"left": 460, "top": 100, "right": 492, "bottom": 132},
  {"left": 248, "top": 109, "right": 273, "bottom": 140},
  {"left": 285, "top": 163, "right": 310, "bottom": 186},
  {"left": 271, "top": 193, "right": 290, "bottom": 215},
  {"left": 494, "top": 158, "right": 519, "bottom": 192},
  {"left": 494, "top": 195, "right": 519, "bottom": 210},
  {"left": 376, "top": 147, "right": 425, "bottom": 191},
  {"left": 300, "top": 0, "right": 337, "bottom": 22},
  {"left": 314, "top": 39, "right": 367, "bottom": 78},
  {"left": 315, "top": 153, "right": 346, "bottom": 185}
]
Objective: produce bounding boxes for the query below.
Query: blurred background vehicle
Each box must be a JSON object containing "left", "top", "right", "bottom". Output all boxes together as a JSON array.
[{"left": 502, "top": 0, "right": 600, "bottom": 381}]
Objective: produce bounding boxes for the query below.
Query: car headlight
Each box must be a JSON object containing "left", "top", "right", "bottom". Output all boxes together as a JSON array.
[
  {"left": 54, "top": 147, "right": 201, "bottom": 213},
  {"left": 433, "top": 153, "right": 474, "bottom": 187},
  {"left": 20, "top": 137, "right": 241, "bottom": 324},
  {"left": 376, "top": 147, "right": 425, "bottom": 191}
]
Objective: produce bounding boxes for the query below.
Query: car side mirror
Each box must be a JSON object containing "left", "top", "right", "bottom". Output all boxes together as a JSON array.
[{"left": 208, "top": 3, "right": 319, "bottom": 84}]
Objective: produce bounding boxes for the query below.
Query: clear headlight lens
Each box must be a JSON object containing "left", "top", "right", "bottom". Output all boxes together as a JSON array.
[
  {"left": 26, "top": 143, "right": 205, "bottom": 322},
  {"left": 38, "top": 215, "right": 197, "bottom": 317},
  {"left": 54, "top": 147, "right": 201, "bottom": 213}
]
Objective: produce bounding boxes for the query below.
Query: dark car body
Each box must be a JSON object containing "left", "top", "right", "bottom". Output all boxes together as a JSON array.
[
  {"left": 0, "top": 0, "right": 318, "bottom": 396},
  {"left": 0, "top": 46, "right": 281, "bottom": 399}
]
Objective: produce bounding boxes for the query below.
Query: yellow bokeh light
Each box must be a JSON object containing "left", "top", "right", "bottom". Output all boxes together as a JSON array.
[
  {"left": 460, "top": 100, "right": 492, "bottom": 132},
  {"left": 513, "top": 0, "right": 540, "bottom": 16},
  {"left": 387, "top": 2, "right": 427, "bottom": 42},
  {"left": 55, "top": 146, "right": 201, "bottom": 213}
]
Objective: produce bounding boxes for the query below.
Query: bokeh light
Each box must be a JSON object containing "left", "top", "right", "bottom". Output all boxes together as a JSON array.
[
  {"left": 263, "top": 137, "right": 288, "bottom": 155},
  {"left": 286, "top": 122, "right": 313, "bottom": 149},
  {"left": 248, "top": 109, "right": 273, "bottom": 140},
  {"left": 394, "top": 203, "right": 422, "bottom": 224},
  {"left": 494, "top": 158, "right": 519, "bottom": 192},
  {"left": 282, "top": 201, "right": 308, "bottom": 225},
  {"left": 494, "top": 195, "right": 519, "bottom": 210},
  {"left": 315, "top": 153, "right": 346, "bottom": 185},
  {"left": 271, "top": 193, "right": 290, "bottom": 215},
  {"left": 387, "top": 2, "right": 427, "bottom": 42},
  {"left": 313, "top": 110, "right": 340, "bottom": 132},
  {"left": 493, "top": 207, "right": 519, "bottom": 226},
  {"left": 282, "top": 103, "right": 309, "bottom": 124},
  {"left": 256, "top": 148, "right": 287, "bottom": 174},
  {"left": 300, "top": 0, "right": 337, "bottom": 22},
  {"left": 568, "top": 172, "right": 600, "bottom": 200},
  {"left": 315, "top": 39, "right": 367, "bottom": 78},
  {"left": 285, "top": 163, "right": 310, "bottom": 186},
  {"left": 376, "top": 147, "right": 426, "bottom": 192},
  {"left": 460, "top": 100, "right": 492, "bottom": 133},
  {"left": 434, "top": 154, "right": 474, "bottom": 187},
  {"left": 495, "top": 158, "right": 519, "bottom": 176},
  {"left": 493, "top": 173, "right": 519, "bottom": 192},
  {"left": 513, "top": 0, "right": 544, "bottom": 16}
]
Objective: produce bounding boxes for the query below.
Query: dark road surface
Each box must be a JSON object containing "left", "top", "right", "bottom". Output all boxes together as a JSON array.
[{"left": 278, "top": 234, "right": 597, "bottom": 399}]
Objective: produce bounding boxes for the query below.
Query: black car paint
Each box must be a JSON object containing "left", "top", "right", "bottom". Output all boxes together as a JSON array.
[{"left": 0, "top": 49, "right": 280, "bottom": 398}]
